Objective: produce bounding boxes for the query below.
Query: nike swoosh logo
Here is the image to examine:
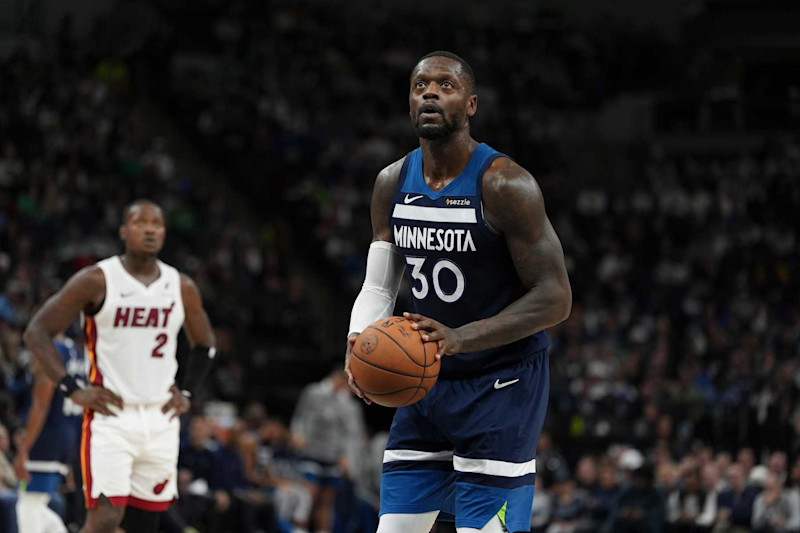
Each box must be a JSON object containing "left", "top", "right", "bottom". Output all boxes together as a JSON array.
[
  {"left": 120, "top": 291, "right": 137, "bottom": 298},
  {"left": 404, "top": 194, "right": 424, "bottom": 204},
  {"left": 493, "top": 378, "right": 519, "bottom": 390}
]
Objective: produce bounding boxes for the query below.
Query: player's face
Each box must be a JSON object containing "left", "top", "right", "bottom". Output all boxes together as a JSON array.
[
  {"left": 409, "top": 58, "right": 477, "bottom": 140},
  {"left": 120, "top": 204, "right": 166, "bottom": 255}
]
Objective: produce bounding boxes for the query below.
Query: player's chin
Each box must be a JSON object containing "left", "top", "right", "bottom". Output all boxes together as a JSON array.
[
  {"left": 140, "top": 241, "right": 163, "bottom": 254},
  {"left": 415, "top": 124, "right": 451, "bottom": 140}
]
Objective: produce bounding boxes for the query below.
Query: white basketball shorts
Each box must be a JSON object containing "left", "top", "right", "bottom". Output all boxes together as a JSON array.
[{"left": 81, "top": 403, "right": 179, "bottom": 511}]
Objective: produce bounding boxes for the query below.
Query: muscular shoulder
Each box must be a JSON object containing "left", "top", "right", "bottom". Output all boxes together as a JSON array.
[
  {"left": 371, "top": 156, "right": 407, "bottom": 241},
  {"left": 55, "top": 264, "right": 106, "bottom": 313},
  {"left": 179, "top": 273, "right": 202, "bottom": 303},
  {"left": 68, "top": 265, "right": 106, "bottom": 297},
  {"left": 373, "top": 156, "right": 407, "bottom": 196},
  {"left": 481, "top": 157, "right": 544, "bottom": 235}
]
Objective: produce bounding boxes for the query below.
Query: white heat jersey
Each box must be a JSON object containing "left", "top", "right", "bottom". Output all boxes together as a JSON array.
[{"left": 83, "top": 256, "right": 185, "bottom": 405}]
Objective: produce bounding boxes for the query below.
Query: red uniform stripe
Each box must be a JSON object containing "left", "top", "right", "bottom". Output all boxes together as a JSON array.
[
  {"left": 128, "top": 496, "right": 173, "bottom": 511},
  {"left": 83, "top": 316, "right": 103, "bottom": 386},
  {"left": 80, "top": 409, "right": 94, "bottom": 508}
]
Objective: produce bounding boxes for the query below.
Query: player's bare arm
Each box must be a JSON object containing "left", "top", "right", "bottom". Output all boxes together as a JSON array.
[
  {"left": 162, "top": 274, "right": 216, "bottom": 419},
  {"left": 13, "top": 359, "right": 55, "bottom": 482},
  {"left": 344, "top": 157, "right": 407, "bottom": 403},
  {"left": 23, "top": 267, "right": 124, "bottom": 415},
  {"left": 407, "top": 157, "right": 572, "bottom": 357}
]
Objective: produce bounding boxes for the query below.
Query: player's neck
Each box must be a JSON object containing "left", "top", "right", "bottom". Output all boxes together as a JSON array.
[
  {"left": 120, "top": 252, "right": 159, "bottom": 278},
  {"left": 419, "top": 130, "right": 478, "bottom": 183}
]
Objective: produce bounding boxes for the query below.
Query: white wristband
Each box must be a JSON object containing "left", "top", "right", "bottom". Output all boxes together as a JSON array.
[{"left": 348, "top": 241, "right": 405, "bottom": 336}]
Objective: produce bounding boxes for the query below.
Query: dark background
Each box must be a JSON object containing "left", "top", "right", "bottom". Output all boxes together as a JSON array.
[{"left": 0, "top": 0, "right": 799, "bottom": 531}]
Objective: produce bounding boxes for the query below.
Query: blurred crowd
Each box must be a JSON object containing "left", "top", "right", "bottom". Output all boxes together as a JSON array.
[
  {"left": 0, "top": 0, "right": 799, "bottom": 532},
  {"left": 530, "top": 436, "right": 800, "bottom": 533}
]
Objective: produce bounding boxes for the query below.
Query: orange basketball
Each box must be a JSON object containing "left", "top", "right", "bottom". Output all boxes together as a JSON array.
[{"left": 350, "top": 316, "right": 440, "bottom": 407}]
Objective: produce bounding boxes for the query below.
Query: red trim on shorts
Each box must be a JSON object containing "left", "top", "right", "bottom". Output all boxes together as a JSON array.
[
  {"left": 84, "top": 317, "right": 103, "bottom": 386},
  {"left": 81, "top": 409, "right": 94, "bottom": 508},
  {"left": 128, "top": 496, "right": 174, "bottom": 511},
  {"left": 86, "top": 495, "right": 129, "bottom": 509}
]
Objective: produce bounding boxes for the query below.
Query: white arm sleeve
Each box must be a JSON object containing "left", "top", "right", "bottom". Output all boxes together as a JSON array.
[{"left": 348, "top": 241, "right": 405, "bottom": 336}]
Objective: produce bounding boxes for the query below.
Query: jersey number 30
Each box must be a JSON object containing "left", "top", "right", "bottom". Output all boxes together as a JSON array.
[{"left": 406, "top": 257, "right": 465, "bottom": 303}]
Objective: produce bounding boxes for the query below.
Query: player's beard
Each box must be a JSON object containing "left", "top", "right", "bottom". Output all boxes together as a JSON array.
[{"left": 413, "top": 112, "right": 459, "bottom": 140}]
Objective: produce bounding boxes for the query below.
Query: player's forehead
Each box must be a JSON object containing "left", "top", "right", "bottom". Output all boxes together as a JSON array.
[
  {"left": 127, "top": 203, "right": 164, "bottom": 223},
  {"left": 411, "top": 57, "right": 464, "bottom": 82}
]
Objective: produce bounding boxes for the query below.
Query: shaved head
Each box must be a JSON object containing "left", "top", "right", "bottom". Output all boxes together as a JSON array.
[
  {"left": 414, "top": 51, "right": 476, "bottom": 95},
  {"left": 123, "top": 199, "right": 161, "bottom": 223}
]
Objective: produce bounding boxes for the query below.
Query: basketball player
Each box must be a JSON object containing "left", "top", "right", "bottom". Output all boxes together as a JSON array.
[
  {"left": 344, "top": 52, "right": 572, "bottom": 533},
  {"left": 23, "top": 199, "right": 217, "bottom": 533},
  {"left": 14, "top": 334, "right": 85, "bottom": 533}
]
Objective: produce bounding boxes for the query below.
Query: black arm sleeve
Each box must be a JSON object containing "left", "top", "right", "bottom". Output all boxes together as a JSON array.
[{"left": 177, "top": 346, "right": 216, "bottom": 397}]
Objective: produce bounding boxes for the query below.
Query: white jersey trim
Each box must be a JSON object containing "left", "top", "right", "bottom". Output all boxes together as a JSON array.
[
  {"left": 453, "top": 455, "right": 536, "bottom": 477},
  {"left": 392, "top": 204, "right": 477, "bottom": 224},
  {"left": 383, "top": 449, "right": 454, "bottom": 463}
]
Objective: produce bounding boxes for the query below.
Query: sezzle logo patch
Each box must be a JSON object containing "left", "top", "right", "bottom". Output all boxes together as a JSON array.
[{"left": 446, "top": 198, "right": 471, "bottom": 206}]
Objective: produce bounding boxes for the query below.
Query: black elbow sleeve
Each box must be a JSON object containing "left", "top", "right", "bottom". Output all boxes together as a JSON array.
[{"left": 177, "top": 346, "right": 216, "bottom": 397}]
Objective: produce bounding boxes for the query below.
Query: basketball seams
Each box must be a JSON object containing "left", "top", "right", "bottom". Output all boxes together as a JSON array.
[
  {"left": 354, "top": 317, "right": 440, "bottom": 407},
  {"left": 351, "top": 350, "right": 429, "bottom": 378},
  {"left": 358, "top": 386, "right": 420, "bottom": 396},
  {"left": 367, "top": 326, "right": 438, "bottom": 368},
  {"left": 404, "top": 328, "right": 429, "bottom": 407}
]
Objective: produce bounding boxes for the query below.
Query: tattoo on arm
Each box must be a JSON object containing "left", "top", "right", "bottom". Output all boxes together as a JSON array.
[
  {"left": 456, "top": 158, "right": 572, "bottom": 352},
  {"left": 370, "top": 157, "right": 405, "bottom": 243}
]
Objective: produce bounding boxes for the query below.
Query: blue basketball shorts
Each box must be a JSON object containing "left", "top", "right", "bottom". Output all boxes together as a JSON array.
[{"left": 380, "top": 349, "right": 549, "bottom": 533}]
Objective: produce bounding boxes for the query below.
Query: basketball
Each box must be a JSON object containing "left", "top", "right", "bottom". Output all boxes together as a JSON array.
[{"left": 350, "top": 316, "right": 440, "bottom": 407}]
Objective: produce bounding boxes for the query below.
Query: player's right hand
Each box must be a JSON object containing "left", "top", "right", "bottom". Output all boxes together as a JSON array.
[
  {"left": 13, "top": 446, "right": 30, "bottom": 483},
  {"left": 70, "top": 386, "right": 124, "bottom": 416},
  {"left": 344, "top": 334, "right": 371, "bottom": 405}
]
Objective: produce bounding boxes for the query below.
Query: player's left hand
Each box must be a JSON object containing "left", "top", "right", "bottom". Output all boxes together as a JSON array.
[
  {"left": 403, "top": 312, "right": 463, "bottom": 359},
  {"left": 162, "top": 384, "right": 190, "bottom": 421}
]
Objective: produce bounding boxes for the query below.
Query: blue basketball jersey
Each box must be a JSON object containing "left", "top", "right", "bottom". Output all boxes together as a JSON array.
[
  {"left": 389, "top": 143, "right": 550, "bottom": 379},
  {"left": 21, "top": 338, "right": 86, "bottom": 472}
]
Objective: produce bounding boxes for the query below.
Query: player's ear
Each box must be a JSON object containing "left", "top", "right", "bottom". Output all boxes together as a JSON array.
[
  {"left": 467, "top": 95, "right": 477, "bottom": 117},
  {"left": 119, "top": 224, "right": 128, "bottom": 242}
]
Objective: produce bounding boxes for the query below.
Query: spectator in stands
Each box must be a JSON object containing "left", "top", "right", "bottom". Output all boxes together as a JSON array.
[
  {"left": 605, "top": 464, "right": 665, "bottom": 533},
  {"left": 696, "top": 463, "right": 722, "bottom": 530},
  {"left": 0, "top": 424, "right": 15, "bottom": 491},
  {"left": 291, "top": 368, "right": 366, "bottom": 533},
  {"left": 538, "top": 432, "right": 570, "bottom": 485},
  {"left": 767, "top": 452, "right": 788, "bottom": 485},
  {"left": 752, "top": 472, "right": 800, "bottom": 533},
  {"left": 240, "top": 418, "right": 313, "bottom": 532},
  {"left": 177, "top": 416, "right": 229, "bottom": 533},
  {"left": 714, "top": 464, "right": 759, "bottom": 532},
  {"left": 787, "top": 459, "right": 800, "bottom": 509},
  {"left": 215, "top": 421, "right": 279, "bottom": 532},
  {"left": 668, "top": 467, "right": 706, "bottom": 531},
  {"left": 575, "top": 456, "right": 598, "bottom": 493},
  {"left": 737, "top": 449, "right": 756, "bottom": 478},
  {"left": 588, "top": 462, "right": 621, "bottom": 526},
  {"left": 547, "top": 474, "right": 590, "bottom": 533},
  {"left": 531, "top": 475, "right": 554, "bottom": 533}
]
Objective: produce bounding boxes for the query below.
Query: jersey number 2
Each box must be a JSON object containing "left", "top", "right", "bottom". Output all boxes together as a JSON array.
[
  {"left": 152, "top": 333, "right": 168, "bottom": 358},
  {"left": 406, "top": 257, "right": 465, "bottom": 303}
]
